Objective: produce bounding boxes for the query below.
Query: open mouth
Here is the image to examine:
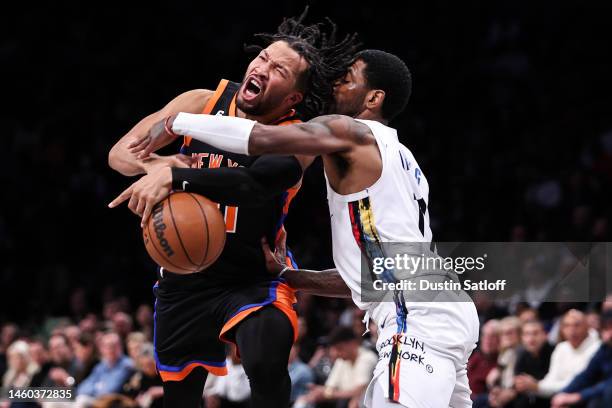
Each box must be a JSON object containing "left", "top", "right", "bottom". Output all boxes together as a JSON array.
[{"left": 243, "top": 77, "right": 263, "bottom": 100}]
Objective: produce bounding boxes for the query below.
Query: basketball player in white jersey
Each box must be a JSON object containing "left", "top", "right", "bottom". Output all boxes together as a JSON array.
[{"left": 129, "top": 49, "right": 480, "bottom": 408}]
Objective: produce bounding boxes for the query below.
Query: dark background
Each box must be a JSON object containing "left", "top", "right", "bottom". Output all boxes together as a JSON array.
[{"left": 2, "top": 1, "right": 611, "bottom": 325}]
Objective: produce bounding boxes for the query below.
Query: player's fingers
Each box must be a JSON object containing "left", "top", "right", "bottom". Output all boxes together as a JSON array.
[
  {"left": 108, "top": 185, "right": 134, "bottom": 208},
  {"left": 128, "top": 133, "right": 149, "bottom": 150},
  {"left": 141, "top": 201, "right": 154, "bottom": 228},
  {"left": 127, "top": 193, "right": 140, "bottom": 216},
  {"left": 135, "top": 196, "right": 146, "bottom": 217}
]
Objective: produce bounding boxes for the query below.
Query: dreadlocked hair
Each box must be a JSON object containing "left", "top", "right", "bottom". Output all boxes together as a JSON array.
[{"left": 245, "top": 7, "right": 361, "bottom": 120}]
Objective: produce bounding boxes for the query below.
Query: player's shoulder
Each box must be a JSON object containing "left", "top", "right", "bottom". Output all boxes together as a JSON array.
[
  {"left": 309, "top": 115, "right": 374, "bottom": 144},
  {"left": 169, "top": 89, "right": 214, "bottom": 114}
]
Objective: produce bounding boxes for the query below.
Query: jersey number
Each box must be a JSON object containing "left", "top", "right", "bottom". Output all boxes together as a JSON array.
[
  {"left": 219, "top": 204, "right": 238, "bottom": 233},
  {"left": 414, "top": 195, "right": 427, "bottom": 237}
]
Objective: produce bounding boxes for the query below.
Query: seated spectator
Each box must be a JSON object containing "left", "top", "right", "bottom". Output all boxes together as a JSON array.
[
  {"left": 551, "top": 310, "right": 612, "bottom": 408},
  {"left": 111, "top": 312, "right": 134, "bottom": 342},
  {"left": 514, "top": 309, "right": 600, "bottom": 397},
  {"left": 41, "top": 333, "right": 79, "bottom": 388},
  {"left": 509, "top": 320, "right": 554, "bottom": 407},
  {"left": 28, "top": 339, "right": 51, "bottom": 386},
  {"left": 487, "top": 316, "right": 522, "bottom": 407},
  {"left": 297, "top": 326, "right": 377, "bottom": 407},
  {"left": 469, "top": 319, "right": 501, "bottom": 406},
  {"left": 135, "top": 305, "right": 153, "bottom": 341},
  {"left": 2, "top": 340, "right": 39, "bottom": 388},
  {"left": 204, "top": 344, "right": 250, "bottom": 408},
  {"left": 76, "top": 332, "right": 134, "bottom": 406},
  {"left": 74, "top": 332, "right": 100, "bottom": 384},
  {"left": 126, "top": 332, "right": 146, "bottom": 362},
  {"left": 288, "top": 343, "right": 314, "bottom": 406},
  {"left": 0, "top": 323, "right": 19, "bottom": 378},
  {"left": 123, "top": 343, "right": 163, "bottom": 408}
]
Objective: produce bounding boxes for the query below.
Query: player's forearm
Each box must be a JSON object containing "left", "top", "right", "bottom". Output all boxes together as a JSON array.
[
  {"left": 169, "top": 113, "right": 351, "bottom": 156},
  {"left": 282, "top": 268, "right": 351, "bottom": 298},
  {"left": 171, "top": 157, "right": 302, "bottom": 207},
  {"left": 109, "top": 136, "right": 148, "bottom": 176}
]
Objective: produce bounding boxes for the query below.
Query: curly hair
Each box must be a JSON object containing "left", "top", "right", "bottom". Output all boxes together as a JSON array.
[{"left": 245, "top": 7, "right": 361, "bottom": 120}]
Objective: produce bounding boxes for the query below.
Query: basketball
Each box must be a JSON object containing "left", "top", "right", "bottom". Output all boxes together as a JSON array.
[{"left": 142, "top": 192, "right": 226, "bottom": 274}]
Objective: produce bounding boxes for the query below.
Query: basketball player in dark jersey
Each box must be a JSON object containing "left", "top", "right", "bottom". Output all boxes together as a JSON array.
[{"left": 108, "top": 12, "right": 358, "bottom": 408}]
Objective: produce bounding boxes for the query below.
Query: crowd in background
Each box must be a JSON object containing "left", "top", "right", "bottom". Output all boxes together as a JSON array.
[{"left": 1, "top": 292, "right": 612, "bottom": 407}]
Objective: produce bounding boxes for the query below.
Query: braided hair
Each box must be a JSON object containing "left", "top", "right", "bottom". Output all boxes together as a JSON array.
[{"left": 246, "top": 7, "right": 361, "bottom": 119}]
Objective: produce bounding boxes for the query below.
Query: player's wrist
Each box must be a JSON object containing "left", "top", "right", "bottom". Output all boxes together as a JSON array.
[{"left": 164, "top": 115, "right": 178, "bottom": 138}]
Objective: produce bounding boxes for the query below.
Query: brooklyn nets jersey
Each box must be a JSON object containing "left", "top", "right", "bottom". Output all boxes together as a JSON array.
[{"left": 325, "top": 119, "right": 432, "bottom": 310}]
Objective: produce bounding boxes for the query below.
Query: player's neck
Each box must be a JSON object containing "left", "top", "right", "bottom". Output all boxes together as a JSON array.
[{"left": 355, "top": 110, "right": 388, "bottom": 125}]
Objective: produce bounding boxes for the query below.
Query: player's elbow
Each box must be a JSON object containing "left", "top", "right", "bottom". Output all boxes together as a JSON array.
[{"left": 108, "top": 146, "right": 137, "bottom": 177}]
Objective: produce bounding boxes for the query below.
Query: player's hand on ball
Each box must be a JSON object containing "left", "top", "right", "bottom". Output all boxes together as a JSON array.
[
  {"left": 129, "top": 115, "right": 179, "bottom": 159},
  {"left": 108, "top": 166, "right": 173, "bottom": 227}
]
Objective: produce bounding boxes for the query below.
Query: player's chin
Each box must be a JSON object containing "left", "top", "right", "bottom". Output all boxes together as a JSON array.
[{"left": 236, "top": 96, "right": 264, "bottom": 116}]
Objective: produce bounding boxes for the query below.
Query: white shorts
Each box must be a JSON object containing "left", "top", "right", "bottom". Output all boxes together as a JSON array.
[{"left": 364, "top": 301, "right": 479, "bottom": 408}]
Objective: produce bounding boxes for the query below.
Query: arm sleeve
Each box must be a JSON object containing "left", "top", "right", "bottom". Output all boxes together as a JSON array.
[
  {"left": 171, "top": 155, "right": 302, "bottom": 207},
  {"left": 537, "top": 346, "right": 567, "bottom": 397},
  {"left": 562, "top": 347, "right": 602, "bottom": 395},
  {"left": 579, "top": 378, "right": 612, "bottom": 402}
]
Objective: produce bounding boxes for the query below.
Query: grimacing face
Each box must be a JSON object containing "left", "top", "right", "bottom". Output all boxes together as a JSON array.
[
  {"left": 237, "top": 41, "right": 308, "bottom": 116},
  {"left": 331, "top": 59, "right": 371, "bottom": 117}
]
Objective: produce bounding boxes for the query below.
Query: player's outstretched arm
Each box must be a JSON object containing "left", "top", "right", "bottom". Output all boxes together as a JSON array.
[
  {"left": 108, "top": 89, "right": 212, "bottom": 176},
  {"left": 109, "top": 154, "right": 303, "bottom": 226},
  {"left": 129, "top": 113, "right": 375, "bottom": 158},
  {"left": 282, "top": 268, "right": 352, "bottom": 298},
  {"left": 261, "top": 237, "right": 351, "bottom": 298}
]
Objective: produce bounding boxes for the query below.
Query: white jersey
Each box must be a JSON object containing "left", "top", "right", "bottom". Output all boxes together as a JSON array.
[
  {"left": 325, "top": 120, "right": 480, "bottom": 408},
  {"left": 324, "top": 119, "right": 432, "bottom": 310}
]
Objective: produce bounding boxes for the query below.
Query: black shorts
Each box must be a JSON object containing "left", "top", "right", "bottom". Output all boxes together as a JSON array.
[{"left": 153, "top": 269, "right": 297, "bottom": 382}]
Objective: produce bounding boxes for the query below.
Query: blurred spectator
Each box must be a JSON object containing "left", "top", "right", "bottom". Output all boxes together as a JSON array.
[
  {"left": 123, "top": 343, "right": 163, "bottom": 408},
  {"left": 2, "top": 340, "right": 38, "bottom": 388},
  {"left": 74, "top": 332, "right": 100, "bottom": 384},
  {"left": 510, "top": 320, "right": 554, "bottom": 407},
  {"left": 41, "top": 333, "right": 79, "bottom": 388},
  {"left": 65, "top": 325, "right": 82, "bottom": 349},
  {"left": 297, "top": 327, "right": 377, "bottom": 407},
  {"left": 126, "top": 332, "right": 146, "bottom": 362},
  {"left": 586, "top": 309, "right": 601, "bottom": 332},
  {"left": 515, "top": 309, "right": 601, "bottom": 398},
  {"left": 76, "top": 332, "right": 134, "bottom": 405},
  {"left": 551, "top": 310, "right": 612, "bottom": 408},
  {"left": 29, "top": 339, "right": 50, "bottom": 386},
  {"left": 204, "top": 344, "right": 250, "bottom": 408},
  {"left": 135, "top": 305, "right": 153, "bottom": 341},
  {"left": 518, "top": 307, "right": 539, "bottom": 324},
  {"left": 487, "top": 317, "right": 521, "bottom": 406},
  {"left": 0, "top": 323, "right": 19, "bottom": 377},
  {"left": 602, "top": 293, "right": 612, "bottom": 313},
  {"left": 288, "top": 343, "right": 314, "bottom": 406},
  {"left": 469, "top": 319, "right": 501, "bottom": 406},
  {"left": 111, "top": 312, "right": 134, "bottom": 341}
]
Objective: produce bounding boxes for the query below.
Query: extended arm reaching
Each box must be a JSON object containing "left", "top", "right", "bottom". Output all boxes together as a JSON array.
[
  {"left": 282, "top": 268, "right": 352, "bottom": 298},
  {"left": 130, "top": 113, "right": 375, "bottom": 158}
]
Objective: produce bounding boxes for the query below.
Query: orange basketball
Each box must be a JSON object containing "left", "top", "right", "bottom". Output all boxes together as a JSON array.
[{"left": 142, "top": 192, "right": 226, "bottom": 274}]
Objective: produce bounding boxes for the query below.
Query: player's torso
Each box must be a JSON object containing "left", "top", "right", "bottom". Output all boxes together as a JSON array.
[
  {"left": 180, "top": 80, "right": 297, "bottom": 285},
  {"left": 324, "top": 119, "right": 432, "bottom": 309}
]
